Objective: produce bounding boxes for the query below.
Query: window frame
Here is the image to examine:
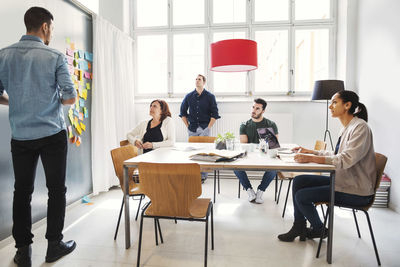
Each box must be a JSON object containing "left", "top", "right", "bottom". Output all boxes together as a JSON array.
[{"left": 132, "top": 0, "right": 338, "bottom": 99}]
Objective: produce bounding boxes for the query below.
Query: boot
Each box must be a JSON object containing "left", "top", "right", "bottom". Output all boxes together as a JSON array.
[
  {"left": 14, "top": 245, "right": 32, "bottom": 267},
  {"left": 45, "top": 240, "right": 76, "bottom": 263},
  {"left": 277, "top": 221, "right": 307, "bottom": 242},
  {"left": 307, "top": 226, "right": 328, "bottom": 239}
]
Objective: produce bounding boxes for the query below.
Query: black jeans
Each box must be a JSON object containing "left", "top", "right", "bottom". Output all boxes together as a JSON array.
[
  {"left": 11, "top": 130, "right": 68, "bottom": 248},
  {"left": 292, "top": 174, "right": 373, "bottom": 229}
]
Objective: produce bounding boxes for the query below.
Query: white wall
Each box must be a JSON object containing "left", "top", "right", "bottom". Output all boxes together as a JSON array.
[
  {"left": 98, "top": 0, "right": 130, "bottom": 33},
  {"left": 355, "top": 0, "right": 400, "bottom": 212}
]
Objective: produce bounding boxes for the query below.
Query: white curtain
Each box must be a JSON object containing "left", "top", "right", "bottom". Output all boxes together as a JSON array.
[{"left": 91, "top": 15, "right": 135, "bottom": 195}]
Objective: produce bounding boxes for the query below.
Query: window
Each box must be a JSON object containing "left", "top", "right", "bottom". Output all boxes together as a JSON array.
[
  {"left": 173, "top": 33, "right": 205, "bottom": 94},
  {"left": 136, "top": 35, "right": 168, "bottom": 94},
  {"left": 133, "top": 0, "right": 337, "bottom": 97}
]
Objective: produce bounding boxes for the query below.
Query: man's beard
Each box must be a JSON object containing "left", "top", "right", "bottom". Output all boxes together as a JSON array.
[{"left": 251, "top": 113, "right": 261, "bottom": 119}]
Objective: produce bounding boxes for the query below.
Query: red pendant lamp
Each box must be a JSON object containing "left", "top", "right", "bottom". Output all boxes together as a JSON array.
[{"left": 210, "top": 39, "right": 258, "bottom": 72}]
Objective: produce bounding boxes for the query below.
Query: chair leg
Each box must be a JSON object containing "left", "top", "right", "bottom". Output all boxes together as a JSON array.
[
  {"left": 282, "top": 179, "right": 292, "bottom": 218},
  {"left": 213, "top": 170, "right": 216, "bottom": 203},
  {"left": 316, "top": 206, "right": 330, "bottom": 258},
  {"left": 363, "top": 210, "right": 381, "bottom": 266},
  {"left": 320, "top": 205, "right": 325, "bottom": 218},
  {"left": 217, "top": 170, "right": 220, "bottom": 194},
  {"left": 238, "top": 180, "right": 241, "bottom": 198},
  {"left": 114, "top": 196, "right": 124, "bottom": 240},
  {"left": 154, "top": 219, "right": 159, "bottom": 246},
  {"left": 135, "top": 195, "right": 144, "bottom": 221},
  {"left": 137, "top": 213, "right": 145, "bottom": 267},
  {"left": 174, "top": 219, "right": 177, "bottom": 224},
  {"left": 277, "top": 179, "right": 284, "bottom": 204},
  {"left": 157, "top": 219, "right": 163, "bottom": 243},
  {"left": 211, "top": 204, "right": 214, "bottom": 250},
  {"left": 204, "top": 212, "right": 209, "bottom": 267},
  {"left": 352, "top": 209, "right": 361, "bottom": 238},
  {"left": 274, "top": 174, "right": 277, "bottom": 201}
]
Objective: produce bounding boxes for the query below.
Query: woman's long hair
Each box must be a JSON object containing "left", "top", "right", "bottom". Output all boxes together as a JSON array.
[
  {"left": 151, "top": 99, "right": 171, "bottom": 122},
  {"left": 337, "top": 90, "right": 368, "bottom": 122}
]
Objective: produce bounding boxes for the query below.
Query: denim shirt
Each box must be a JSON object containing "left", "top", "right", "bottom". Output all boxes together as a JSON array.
[
  {"left": 0, "top": 35, "right": 76, "bottom": 140},
  {"left": 179, "top": 89, "right": 220, "bottom": 132}
]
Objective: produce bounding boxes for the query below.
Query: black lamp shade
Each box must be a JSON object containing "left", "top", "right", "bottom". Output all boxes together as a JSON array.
[{"left": 311, "top": 80, "right": 345, "bottom": 100}]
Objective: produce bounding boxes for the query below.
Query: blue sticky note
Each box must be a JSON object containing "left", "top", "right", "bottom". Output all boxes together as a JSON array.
[
  {"left": 82, "top": 61, "right": 88, "bottom": 71},
  {"left": 84, "top": 51, "right": 93, "bottom": 62},
  {"left": 78, "top": 50, "right": 84, "bottom": 58},
  {"left": 83, "top": 107, "right": 88, "bottom": 118},
  {"left": 74, "top": 109, "right": 79, "bottom": 116},
  {"left": 79, "top": 98, "right": 85, "bottom": 107},
  {"left": 81, "top": 195, "right": 91, "bottom": 203}
]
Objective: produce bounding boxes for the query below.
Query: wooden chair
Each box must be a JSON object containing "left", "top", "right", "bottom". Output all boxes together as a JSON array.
[
  {"left": 110, "top": 145, "right": 144, "bottom": 240},
  {"left": 119, "top": 139, "right": 129, "bottom": 146},
  {"left": 277, "top": 140, "right": 327, "bottom": 218},
  {"left": 137, "top": 163, "right": 214, "bottom": 267},
  {"left": 316, "top": 152, "right": 388, "bottom": 266}
]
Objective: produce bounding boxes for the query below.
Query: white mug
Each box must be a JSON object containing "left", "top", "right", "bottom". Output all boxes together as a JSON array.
[{"left": 268, "top": 149, "right": 278, "bottom": 158}]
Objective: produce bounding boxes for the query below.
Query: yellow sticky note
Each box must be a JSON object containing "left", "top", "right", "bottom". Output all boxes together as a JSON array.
[
  {"left": 68, "top": 113, "right": 74, "bottom": 125},
  {"left": 80, "top": 122, "right": 86, "bottom": 131},
  {"left": 76, "top": 124, "right": 82, "bottom": 135},
  {"left": 82, "top": 89, "right": 87, "bottom": 100},
  {"left": 86, "top": 83, "right": 91, "bottom": 90},
  {"left": 70, "top": 43, "right": 75, "bottom": 50}
]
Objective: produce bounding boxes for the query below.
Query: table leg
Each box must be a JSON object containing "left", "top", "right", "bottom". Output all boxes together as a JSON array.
[
  {"left": 213, "top": 170, "right": 216, "bottom": 203},
  {"left": 124, "top": 165, "right": 131, "bottom": 249},
  {"left": 327, "top": 171, "right": 335, "bottom": 263}
]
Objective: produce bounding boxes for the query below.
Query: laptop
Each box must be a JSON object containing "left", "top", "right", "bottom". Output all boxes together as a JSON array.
[{"left": 256, "top": 127, "right": 280, "bottom": 149}]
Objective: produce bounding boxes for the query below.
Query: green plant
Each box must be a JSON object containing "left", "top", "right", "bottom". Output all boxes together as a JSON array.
[{"left": 216, "top": 132, "right": 235, "bottom": 142}]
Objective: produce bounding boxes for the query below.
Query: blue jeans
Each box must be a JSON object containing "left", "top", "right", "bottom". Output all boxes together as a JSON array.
[
  {"left": 188, "top": 126, "right": 209, "bottom": 180},
  {"left": 292, "top": 174, "right": 374, "bottom": 229},
  {"left": 234, "top": 170, "right": 276, "bottom": 191}
]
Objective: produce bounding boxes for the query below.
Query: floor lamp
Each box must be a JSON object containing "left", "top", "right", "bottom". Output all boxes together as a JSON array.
[{"left": 311, "top": 80, "right": 345, "bottom": 150}]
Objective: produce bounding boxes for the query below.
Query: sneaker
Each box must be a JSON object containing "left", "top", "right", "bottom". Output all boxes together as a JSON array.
[
  {"left": 246, "top": 188, "right": 256, "bottom": 202},
  {"left": 14, "top": 245, "right": 32, "bottom": 267},
  {"left": 255, "top": 189, "right": 264, "bottom": 204}
]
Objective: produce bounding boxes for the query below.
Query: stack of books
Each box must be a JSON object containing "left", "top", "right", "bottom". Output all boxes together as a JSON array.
[{"left": 372, "top": 173, "right": 391, "bottom": 208}]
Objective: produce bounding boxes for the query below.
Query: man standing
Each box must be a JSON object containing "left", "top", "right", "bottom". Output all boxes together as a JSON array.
[
  {"left": 235, "top": 98, "right": 278, "bottom": 204},
  {"left": 0, "top": 7, "right": 77, "bottom": 266},
  {"left": 180, "top": 74, "right": 220, "bottom": 182}
]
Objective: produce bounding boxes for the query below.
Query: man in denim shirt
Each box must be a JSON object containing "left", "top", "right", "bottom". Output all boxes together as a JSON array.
[
  {"left": 180, "top": 74, "right": 220, "bottom": 181},
  {"left": 0, "top": 7, "right": 77, "bottom": 266}
]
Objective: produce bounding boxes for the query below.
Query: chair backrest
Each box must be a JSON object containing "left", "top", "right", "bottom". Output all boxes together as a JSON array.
[
  {"left": 120, "top": 139, "right": 130, "bottom": 147},
  {"left": 110, "top": 145, "right": 138, "bottom": 189},
  {"left": 138, "top": 163, "right": 202, "bottom": 217},
  {"left": 364, "top": 152, "right": 388, "bottom": 210},
  {"left": 188, "top": 136, "right": 216, "bottom": 143},
  {"left": 314, "top": 140, "right": 327, "bottom": 150}
]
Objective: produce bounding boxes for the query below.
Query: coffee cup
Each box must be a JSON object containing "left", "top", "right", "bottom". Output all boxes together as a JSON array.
[{"left": 268, "top": 149, "right": 278, "bottom": 158}]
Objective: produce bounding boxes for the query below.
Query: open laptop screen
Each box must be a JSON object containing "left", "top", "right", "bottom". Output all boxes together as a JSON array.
[{"left": 256, "top": 127, "right": 280, "bottom": 149}]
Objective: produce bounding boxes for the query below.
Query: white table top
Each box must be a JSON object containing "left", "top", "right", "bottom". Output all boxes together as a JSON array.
[{"left": 123, "top": 142, "right": 335, "bottom": 172}]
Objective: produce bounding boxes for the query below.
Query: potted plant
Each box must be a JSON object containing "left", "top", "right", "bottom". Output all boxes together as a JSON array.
[{"left": 215, "top": 132, "right": 235, "bottom": 150}]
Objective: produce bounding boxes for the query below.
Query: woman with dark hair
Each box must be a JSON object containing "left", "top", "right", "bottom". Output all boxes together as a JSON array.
[
  {"left": 127, "top": 100, "right": 175, "bottom": 153},
  {"left": 278, "top": 90, "right": 376, "bottom": 242}
]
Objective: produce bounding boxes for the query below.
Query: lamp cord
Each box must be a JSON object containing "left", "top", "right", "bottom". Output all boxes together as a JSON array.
[{"left": 324, "top": 100, "right": 334, "bottom": 150}]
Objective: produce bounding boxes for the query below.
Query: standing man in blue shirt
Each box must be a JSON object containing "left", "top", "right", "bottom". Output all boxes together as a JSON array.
[
  {"left": 180, "top": 74, "right": 220, "bottom": 182},
  {"left": 0, "top": 7, "right": 77, "bottom": 266}
]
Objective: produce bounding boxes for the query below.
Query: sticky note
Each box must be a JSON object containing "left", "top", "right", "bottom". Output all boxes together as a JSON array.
[
  {"left": 70, "top": 43, "right": 75, "bottom": 51},
  {"left": 66, "top": 37, "right": 71, "bottom": 44},
  {"left": 84, "top": 72, "right": 90, "bottom": 79},
  {"left": 79, "top": 112, "right": 84, "bottom": 121},
  {"left": 82, "top": 89, "right": 87, "bottom": 100},
  {"left": 82, "top": 61, "right": 88, "bottom": 70},
  {"left": 80, "top": 71, "right": 83, "bottom": 81},
  {"left": 80, "top": 122, "right": 86, "bottom": 131},
  {"left": 76, "top": 123, "right": 82, "bottom": 135},
  {"left": 83, "top": 107, "right": 88, "bottom": 118},
  {"left": 70, "top": 136, "right": 76, "bottom": 144},
  {"left": 78, "top": 50, "right": 84, "bottom": 58},
  {"left": 67, "top": 57, "right": 74, "bottom": 65},
  {"left": 86, "top": 83, "right": 91, "bottom": 90},
  {"left": 68, "top": 65, "right": 74, "bottom": 75},
  {"left": 68, "top": 113, "right": 74, "bottom": 125},
  {"left": 84, "top": 52, "right": 93, "bottom": 62},
  {"left": 68, "top": 125, "right": 73, "bottom": 138},
  {"left": 75, "top": 136, "right": 81, "bottom": 147},
  {"left": 88, "top": 62, "right": 91, "bottom": 69},
  {"left": 66, "top": 48, "right": 73, "bottom": 57},
  {"left": 73, "top": 59, "right": 78, "bottom": 67},
  {"left": 79, "top": 98, "right": 85, "bottom": 107},
  {"left": 74, "top": 109, "right": 79, "bottom": 116}
]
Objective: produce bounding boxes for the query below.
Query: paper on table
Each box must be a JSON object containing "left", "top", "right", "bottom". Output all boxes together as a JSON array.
[{"left": 172, "top": 146, "right": 203, "bottom": 152}]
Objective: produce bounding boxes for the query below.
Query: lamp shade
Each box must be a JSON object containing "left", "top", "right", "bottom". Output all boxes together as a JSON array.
[
  {"left": 210, "top": 39, "right": 257, "bottom": 72},
  {"left": 311, "top": 80, "right": 345, "bottom": 100}
]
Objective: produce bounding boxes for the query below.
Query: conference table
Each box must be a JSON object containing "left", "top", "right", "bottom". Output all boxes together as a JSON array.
[{"left": 122, "top": 142, "right": 336, "bottom": 264}]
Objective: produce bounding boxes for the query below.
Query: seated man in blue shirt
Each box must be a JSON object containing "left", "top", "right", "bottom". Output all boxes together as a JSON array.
[
  {"left": 0, "top": 7, "right": 77, "bottom": 266},
  {"left": 180, "top": 74, "right": 220, "bottom": 182},
  {"left": 235, "top": 98, "right": 278, "bottom": 204}
]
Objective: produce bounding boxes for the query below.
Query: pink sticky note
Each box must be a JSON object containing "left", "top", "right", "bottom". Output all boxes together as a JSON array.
[
  {"left": 66, "top": 48, "right": 74, "bottom": 56},
  {"left": 68, "top": 65, "right": 74, "bottom": 75},
  {"left": 84, "top": 72, "right": 90, "bottom": 79},
  {"left": 67, "top": 57, "right": 73, "bottom": 65}
]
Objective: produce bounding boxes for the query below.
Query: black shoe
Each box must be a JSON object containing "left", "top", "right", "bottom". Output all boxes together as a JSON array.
[
  {"left": 277, "top": 221, "right": 307, "bottom": 242},
  {"left": 201, "top": 177, "right": 207, "bottom": 184},
  {"left": 14, "top": 245, "right": 32, "bottom": 267},
  {"left": 306, "top": 226, "right": 328, "bottom": 239},
  {"left": 45, "top": 240, "right": 76, "bottom": 263}
]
